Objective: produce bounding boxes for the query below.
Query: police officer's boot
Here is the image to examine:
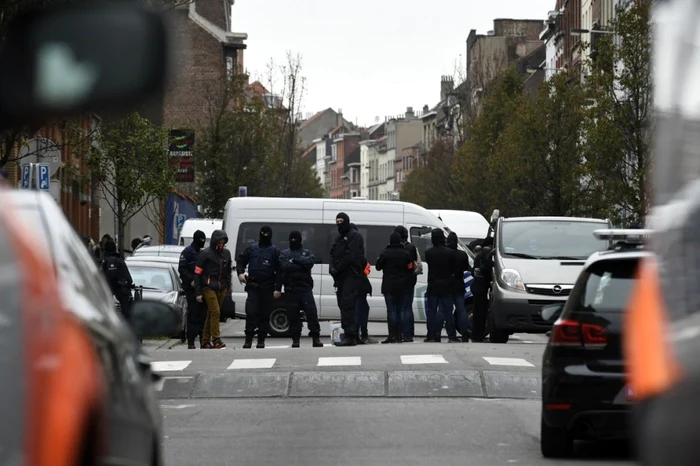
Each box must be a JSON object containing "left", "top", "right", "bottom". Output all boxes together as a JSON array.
[
  {"left": 243, "top": 334, "right": 254, "bottom": 349},
  {"left": 292, "top": 337, "right": 300, "bottom": 348},
  {"left": 256, "top": 337, "right": 265, "bottom": 349},
  {"left": 311, "top": 333, "right": 323, "bottom": 348}
]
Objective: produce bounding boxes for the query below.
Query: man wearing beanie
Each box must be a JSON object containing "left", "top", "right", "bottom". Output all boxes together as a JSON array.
[
  {"left": 179, "top": 230, "right": 208, "bottom": 349},
  {"left": 276, "top": 230, "right": 323, "bottom": 348},
  {"left": 236, "top": 225, "right": 281, "bottom": 348},
  {"left": 101, "top": 239, "right": 134, "bottom": 319},
  {"left": 329, "top": 212, "right": 364, "bottom": 346}
]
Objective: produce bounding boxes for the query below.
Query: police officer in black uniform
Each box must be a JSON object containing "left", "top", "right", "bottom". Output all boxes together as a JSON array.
[
  {"left": 236, "top": 226, "right": 281, "bottom": 349},
  {"left": 276, "top": 230, "right": 323, "bottom": 348},
  {"left": 178, "top": 230, "right": 207, "bottom": 349},
  {"left": 101, "top": 240, "right": 133, "bottom": 319},
  {"left": 471, "top": 245, "right": 494, "bottom": 342},
  {"left": 330, "top": 212, "right": 364, "bottom": 347}
]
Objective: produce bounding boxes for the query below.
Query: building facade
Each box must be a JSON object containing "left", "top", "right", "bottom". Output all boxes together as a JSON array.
[{"left": 328, "top": 132, "right": 361, "bottom": 199}]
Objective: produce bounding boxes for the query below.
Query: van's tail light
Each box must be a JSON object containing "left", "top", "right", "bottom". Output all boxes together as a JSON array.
[{"left": 551, "top": 319, "right": 607, "bottom": 348}]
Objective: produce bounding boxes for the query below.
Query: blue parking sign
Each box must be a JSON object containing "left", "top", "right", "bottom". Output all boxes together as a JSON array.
[
  {"left": 175, "top": 214, "right": 186, "bottom": 230},
  {"left": 20, "top": 164, "right": 31, "bottom": 189},
  {"left": 36, "top": 164, "right": 50, "bottom": 191}
]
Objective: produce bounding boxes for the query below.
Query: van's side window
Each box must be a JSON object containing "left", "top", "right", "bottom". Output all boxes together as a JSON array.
[
  {"left": 328, "top": 225, "right": 396, "bottom": 264},
  {"left": 410, "top": 227, "right": 434, "bottom": 258},
  {"left": 235, "top": 222, "right": 325, "bottom": 264}
]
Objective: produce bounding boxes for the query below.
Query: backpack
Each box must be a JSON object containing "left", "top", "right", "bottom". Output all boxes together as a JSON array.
[
  {"left": 248, "top": 244, "right": 277, "bottom": 280},
  {"left": 103, "top": 256, "right": 121, "bottom": 291}
]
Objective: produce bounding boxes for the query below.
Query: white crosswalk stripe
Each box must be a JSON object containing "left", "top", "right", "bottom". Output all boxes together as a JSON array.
[
  {"left": 482, "top": 357, "right": 535, "bottom": 367},
  {"left": 151, "top": 360, "right": 192, "bottom": 372},
  {"left": 318, "top": 356, "right": 362, "bottom": 367},
  {"left": 227, "top": 358, "right": 277, "bottom": 369},
  {"left": 400, "top": 354, "right": 448, "bottom": 365}
]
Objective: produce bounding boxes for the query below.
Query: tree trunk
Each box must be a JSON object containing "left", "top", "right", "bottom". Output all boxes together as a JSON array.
[{"left": 116, "top": 184, "right": 125, "bottom": 258}]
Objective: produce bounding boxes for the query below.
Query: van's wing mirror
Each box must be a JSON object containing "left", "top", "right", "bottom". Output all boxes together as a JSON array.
[
  {"left": 490, "top": 209, "right": 500, "bottom": 223},
  {"left": 0, "top": 0, "right": 169, "bottom": 129},
  {"left": 540, "top": 303, "right": 564, "bottom": 323}
]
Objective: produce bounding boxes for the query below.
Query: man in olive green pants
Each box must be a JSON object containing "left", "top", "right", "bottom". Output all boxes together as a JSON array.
[{"left": 195, "top": 230, "right": 232, "bottom": 349}]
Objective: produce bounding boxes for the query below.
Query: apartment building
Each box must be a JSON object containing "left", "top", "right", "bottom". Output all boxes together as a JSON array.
[{"left": 328, "top": 132, "right": 361, "bottom": 199}]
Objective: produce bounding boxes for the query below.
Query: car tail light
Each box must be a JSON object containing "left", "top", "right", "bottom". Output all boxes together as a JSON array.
[{"left": 551, "top": 319, "right": 607, "bottom": 348}]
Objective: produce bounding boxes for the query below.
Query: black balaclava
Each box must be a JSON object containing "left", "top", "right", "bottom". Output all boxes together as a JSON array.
[
  {"left": 289, "top": 231, "right": 302, "bottom": 250},
  {"left": 431, "top": 229, "right": 446, "bottom": 246},
  {"left": 349, "top": 223, "right": 358, "bottom": 231},
  {"left": 104, "top": 240, "right": 117, "bottom": 254},
  {"left": 394, "top": 225, "right": 409, "bottom": 242},
  {"left": 389, "top": 232, "right": 402, "bottom": 245},
  {"left": 259, "top": 226, "right": 272, "bottom": 247},
  {"left": 446, "top": 232, "right": 458, "bottom": 250},
  {"left": 193, "top": 230, "right": 206, "bottom": 250},
  {"left": 336, "top": 212, "right": 351, "bottom": 235}
]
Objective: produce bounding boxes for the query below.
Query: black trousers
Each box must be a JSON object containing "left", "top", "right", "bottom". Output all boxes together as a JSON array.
[
  {"left": 336, "top": 275, "right": 361, "bottom": 339},
  {"left": 185, "top": 291, "right": 206, "bottom": 344},
  {"left": 287, "top": 289, "right": 321, "bottom": 337},
  {"left": 472, "top": 291, "right": 489, "bottom": 341},
  {"left": 245, "top": 287, "right": 274, "bottom": 339},
  {"left": 115, "top": 292, "right": 132, "bottom": 320}
]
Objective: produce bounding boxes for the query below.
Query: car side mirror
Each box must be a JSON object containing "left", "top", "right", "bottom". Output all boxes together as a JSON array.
[
  {"left": 129, "top": 299, "right": 182, "bottom": 339},
  {"left": 540, "top": 303, "right": 564, "bottom": 323},
  {"left": 0, "top": 0, "right": 169, "bottom": 129}
]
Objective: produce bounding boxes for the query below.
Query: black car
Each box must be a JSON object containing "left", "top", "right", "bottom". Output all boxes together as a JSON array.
[{"left": 539, "top": 228, "right": 651, "bottom": 458}]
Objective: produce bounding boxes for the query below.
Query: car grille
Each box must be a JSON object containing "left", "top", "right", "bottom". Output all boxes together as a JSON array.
[{"left": 526, "top": 285, "right": 572, "bottom": 297}]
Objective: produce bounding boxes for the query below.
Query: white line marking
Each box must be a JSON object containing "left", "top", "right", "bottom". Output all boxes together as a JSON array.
[
  {"left": 151, "top": 360, "right": 192, "bottom": 372},
  {"left": 483, "top": 357, "right": 535, "bottom": 367},
  {"left": 317, "top": 356, "right": 362, "bottom": 367},
  {"left": 522, "top": 340, "right": 533, "bottom": 344},
  {"left": 263, "top": 345, "right": 290, "bottom": 349},
  {"left": 227, "top": 358, "right": 276, "bottom": 370},
  {"left": 161, "top": 404, "right": 198, "bottom": 409},
  {"left": 400, "top": 354, "right": 448, "bottom": 365}
]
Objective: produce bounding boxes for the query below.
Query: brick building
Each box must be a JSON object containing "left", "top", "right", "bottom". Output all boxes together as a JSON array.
[{"left": 328, "top": 132, "right": 361, "bottom": 199}]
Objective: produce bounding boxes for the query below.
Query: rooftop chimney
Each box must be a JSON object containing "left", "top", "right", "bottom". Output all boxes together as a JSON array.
[
  {"left": 487, "top": 30, "right": 495, "bottom": 36},
  {"left": 440, "top": 75, "right": 454, "bottom": 101},
  {"left": 337, "top": 108, "right": 343, "bottom": 126},
  {"left": 405, "top": 107, "right": 415, "bottom": 119},
  {"left": 423, "top": 104, "right": 429, "bottom": 114}
]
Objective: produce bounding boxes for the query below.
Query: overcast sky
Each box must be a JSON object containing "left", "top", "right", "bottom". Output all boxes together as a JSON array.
[{"left": 233, "top": 0, "right": 555, "bottom": 127}]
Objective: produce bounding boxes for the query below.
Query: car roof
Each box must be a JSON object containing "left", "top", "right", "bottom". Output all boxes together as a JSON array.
[
  {"left": 126, "top": 256, "right": 178, "bottom": 265},
  {"left": 132, "top": 245, "right": 183, "bottom": 255},
  {"left": 584, "top": 248, "right": 653, "bottom": 269},
  {"left": 502, "top": 216, "right": 609, "bottom": 223}
]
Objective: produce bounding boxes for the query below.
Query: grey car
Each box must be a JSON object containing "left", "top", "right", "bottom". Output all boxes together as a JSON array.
[
  {"left": 489, "top": 216, "right": 612, "bottom": 343},
  {"left": 131, "top": 244, "right": 185, "bottom": 259},
  {"left": 124, "top": 256, "right": 188, "bottom": 341}
]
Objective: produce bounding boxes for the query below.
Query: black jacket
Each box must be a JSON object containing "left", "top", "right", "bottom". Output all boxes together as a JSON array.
[
  {"left": 195, "top": 230, "right": 233, "bottom": 294},
  {"left": 402, "top": 241, "right": 419, "bottom": 287},
  {"left": 178, "top": 242, "right": 202, "bottom": 292},
  {"left": 424, "top": 234, "right": 456, "bottom": 296},
  {"left": 330, "top": 228, "right": 365, "bottom": 279},
  {"left": 450, "top": 247, "right": 472, "bottom": 294},
  {"left": 236, "top": 243, "right": 281, "bottom": 290},
  {"left": 101, "top": 253, "right": 133, "bottom": 297},
  {"left": 471, "top": 249, "right": 495, "bottom": 294},
  {"left": 375, "top": 243, "right": 413, "bottom": 295},
  {"left": 278, "top": 247, "right": 315, "bottom": 292}
]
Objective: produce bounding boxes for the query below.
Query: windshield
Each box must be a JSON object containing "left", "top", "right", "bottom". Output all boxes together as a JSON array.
[
  {"left": 499, "top": 220, "right": 609, "bottom": 260},
  {"left": 128, "top": 266, "right": 174, "bottom": 291}
]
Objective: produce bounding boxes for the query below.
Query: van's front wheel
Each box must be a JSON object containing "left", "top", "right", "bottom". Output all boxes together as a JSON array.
[{"left": 268, "top": 307, "right": 291, "bottom": 337}]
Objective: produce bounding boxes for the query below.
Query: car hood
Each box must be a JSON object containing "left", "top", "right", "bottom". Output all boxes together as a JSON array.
[
  {"left": 500, "top": 257, "right": 585, "bottom": 285},
  {"left": 114, "top": 289, "right": 178, "bottom": 305}
]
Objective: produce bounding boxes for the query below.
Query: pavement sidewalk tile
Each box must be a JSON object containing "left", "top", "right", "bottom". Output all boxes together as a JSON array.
[
  {"left": 192, "top": 372, "right": 289, "bottom": 398},
  {"left": 482, "top": 371, "right": 541, "bottom": 399},
  {"left": 388, "top": 371, "right": 483, "bottom": 397},
  {"left": 290, "top": 371, "right": 385, "bottom": 397}
]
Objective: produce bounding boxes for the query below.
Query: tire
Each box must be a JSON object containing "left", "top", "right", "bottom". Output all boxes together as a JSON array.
[
  {"left": 267, "top": 306, "right": 291, "bottom": 337},
  {"left": 540, "top": 416, "right": 573, "bottom": 458},
  {"left": 487, "top": 310, "right": 509, "bottom": 343}
]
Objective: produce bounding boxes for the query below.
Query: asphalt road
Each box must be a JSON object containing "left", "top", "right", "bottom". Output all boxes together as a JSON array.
[{"left": 151, "top": 320, "right": 633, "bottom": 465}]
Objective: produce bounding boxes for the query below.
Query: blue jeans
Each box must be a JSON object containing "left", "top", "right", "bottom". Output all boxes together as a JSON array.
[
  {"left": 384, "top": 292, "right": 406, "bottom": 331},
  {"left": 354, "top": 293, "right": 369, "bottom": 338},
  {"left": 453, "top": 292, "right": 469, "bottom": 338},
  {"left": 403, "top": 286, "right": 415, "bottom": 338},
  {"left": 427, "top": 294, "right": 456, "bottom": 340}
]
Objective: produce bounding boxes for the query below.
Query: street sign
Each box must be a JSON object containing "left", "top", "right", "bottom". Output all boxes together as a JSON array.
[
  {"left": 18, "top": 138, "right": 61, "bottom": 176},
  {"left": 175, "top": 214, "right": 186, "bottom": 230},
  {"left": 20, "top": 164, "right": 32, "bottom": 189},
  {"left": 36, "top": 163, "right": 50, "bottom": 191},
  {"left": 238, "top": 186, "right": 247, "bottom": 197}
]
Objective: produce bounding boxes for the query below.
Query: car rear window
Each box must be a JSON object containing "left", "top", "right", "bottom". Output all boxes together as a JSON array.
[{"left": 574, "top": 258, "right": 640, "bottom": 313}]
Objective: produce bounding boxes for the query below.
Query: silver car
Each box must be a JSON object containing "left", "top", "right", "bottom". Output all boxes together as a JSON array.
[
  {"left": 489, "top": 216, "right": 612, "bottom": 343},
  {"left": 131, "top": 244, "right": 184, "bottom": 259},
  {"left": 124, "top": 256, "right": 187, "bottom": 341}
]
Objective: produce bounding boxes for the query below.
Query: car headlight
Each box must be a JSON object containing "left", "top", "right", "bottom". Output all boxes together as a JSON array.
[{"left": 500, "top": 268, "right": 525, "bottom": 291}]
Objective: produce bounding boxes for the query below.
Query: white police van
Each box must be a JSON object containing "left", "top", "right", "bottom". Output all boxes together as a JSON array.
[{"left": 222, "top": 197, "right": 476, "bottom": 336}]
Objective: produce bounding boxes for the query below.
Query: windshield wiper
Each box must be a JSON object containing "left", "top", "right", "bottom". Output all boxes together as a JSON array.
[{"left": 504, "top": 252, "right": 540, "bottom": 259}]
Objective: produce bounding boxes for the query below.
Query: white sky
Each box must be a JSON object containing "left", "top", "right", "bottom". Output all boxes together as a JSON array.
[{"left": 233, "top": 0, "right": 555, "bottom": 127}]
